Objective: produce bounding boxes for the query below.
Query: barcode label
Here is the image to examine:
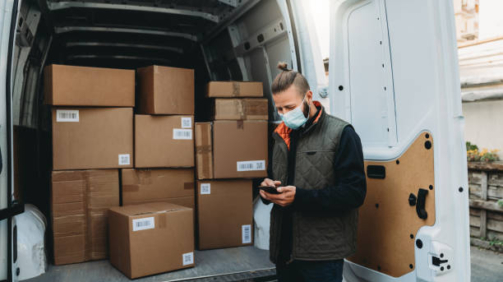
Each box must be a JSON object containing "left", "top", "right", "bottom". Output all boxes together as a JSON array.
[
  {"left": 200, "top": 183, "right": 211, "bottom": 195},
  {"left": 56, "top": 110, "right": 79, "bottom": 122},
  {"left": 237, "top": 160, "right": 266, "bottom": 172},
  {"left": 118, "top": 154, "right": 130, "bottom": 165},
  {"left": 182, "top": 252, "right": 194, "bottom": 266},
  {"left": 181, "top": 117, "right": 192, "bottom": 128},
  {"left": 173, "top": 129, "right": 193, "bottom": 140},
  {"left": 242, "top": 225, "right": 252, "bottom": 244},
  {"left": 132, "top": 217, "right": 155, "bottom": 231}
]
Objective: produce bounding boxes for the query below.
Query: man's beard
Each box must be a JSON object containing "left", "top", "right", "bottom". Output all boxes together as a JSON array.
[{"left": 302, "top": 100, "right": 310, "bottom": 118}]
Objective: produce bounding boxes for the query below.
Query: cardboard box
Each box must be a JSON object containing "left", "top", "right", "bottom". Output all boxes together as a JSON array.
[
  {"left": 195, "top": 121, "right": 268, "bottom": 179},
  {"left": 44, "top": 64, "right": 135, "bottom": 107},
  {"left": 134, "top": 115, "right": 194, "bottom": 168},
  {"left": 122, "top": 168, "right": 194, "bottom": 208},
  {"left": 196, "top": 180, "right": 253, "bottom": 250},
  {"left": 212, "top": 98, "right": 268, "bottom": 120},
  {"left": 52, "top": 108, "right": 133, "bottom": 170},
  {"left": 137, "top": 65, "right": 194, "bottom": 115},
  {"left": 109, "top": 203, "right": 195, "bottom": 279},
  {"left": 206, "top": 81, "right": 263, "bottom": 98},
  {"left": 51, "top": 170, "right": 119, "bottom": 265}
]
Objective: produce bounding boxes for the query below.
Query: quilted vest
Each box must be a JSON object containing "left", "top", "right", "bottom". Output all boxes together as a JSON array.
[{"left": 269, "top": 105, "right": 358, "bottom": 264}]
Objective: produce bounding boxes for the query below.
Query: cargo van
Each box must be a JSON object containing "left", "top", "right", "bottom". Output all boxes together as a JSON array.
[{"left": 0, "top": 0, "right": 471, "bottom": 281}]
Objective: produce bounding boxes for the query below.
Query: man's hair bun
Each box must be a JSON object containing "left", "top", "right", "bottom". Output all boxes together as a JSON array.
[{"left": 277, "top": 62, "right": 290, "bottom": 71}]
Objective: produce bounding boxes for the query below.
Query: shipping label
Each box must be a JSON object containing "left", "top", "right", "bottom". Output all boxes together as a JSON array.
[
  {"left": 173, "top": 129, "right": 193, "bottom": 140},
  {"left": 242, "top": 225, "right": 252, "bottom": 244},
  {"left": 132, "top": 217, "right": 155, "bottom": 231},
  {"left": 56, "top": 110, "right": 79, "bottom": 122},
  {"left": 237, "top": 160, "right": 266, "bottom": 172}
]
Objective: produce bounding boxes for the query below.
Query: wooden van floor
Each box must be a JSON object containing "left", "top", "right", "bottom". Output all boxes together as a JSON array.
[{"left": 25, "top": 246, "right": 276, "bottom": 282}]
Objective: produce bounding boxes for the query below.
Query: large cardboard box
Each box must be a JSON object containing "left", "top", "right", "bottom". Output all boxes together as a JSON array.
[
  {"left": 52, "top": 108, "right": 133, "bottom": 170},
  {"left": 51, "top": 170, "right": 119, "bottom": 265},
  {"left": 135, "top": 115, "right": 194, "bottom": 168},
  {"left": 44, "top": 64, "right": 135, "bottom": 107},
  {"left": 196, "top": 180, "right": 253, "bottom": 250},
  {"left": 109, "top": 203, "right": 195, "bottom": 279},
  {"left": 137, "top": 65, "right": 194, "bottom": 115},
  {"left": 195, "top": 121, "right": 268, "bottom": 179},
  {"left": 206, "top": 81, "right": 263, "bottom": 98},
  {"left": 212, "top": 98, "right": 268, "bottom": 120},
  {"left": 122, "top": 168, "right": 194, "bottom": 208}
]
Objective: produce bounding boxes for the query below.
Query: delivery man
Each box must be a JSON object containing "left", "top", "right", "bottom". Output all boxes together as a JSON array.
[{"left": 259, "top": 62, "right": 367, "bottom": 282}]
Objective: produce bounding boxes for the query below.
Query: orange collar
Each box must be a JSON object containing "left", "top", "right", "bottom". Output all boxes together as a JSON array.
[{"left": 274, "top": 101, "right": 323, "bottom": 150}]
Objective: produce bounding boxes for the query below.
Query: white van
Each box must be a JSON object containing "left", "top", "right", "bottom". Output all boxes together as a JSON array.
[{"left": 0, "top": 0, "right": 471, "bottom": 281}]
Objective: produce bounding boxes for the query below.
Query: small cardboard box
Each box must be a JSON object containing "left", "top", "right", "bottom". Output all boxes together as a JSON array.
[
  {"left": 122, "top": 168, "right": 194, "bottom": 208},
  {"left": 109, "top": 203, "right": 195, "bottom": 279},
  {"left": 206, "top": 81, "right": 263, "bottom": 98},
  {"left": 137, "top": 65, "right": 194, "bottom": 115},
  {"left": 44, "top": 64, "right": 135, "bottom": 107},
  {"left": 52, "top": 108, "right": 133, "bottom": 170},
  {"left": 134, "top": 115, "right": 194, "bottom": 168},
  {"left": 195, "top": 121, "right": 268, "bottom": 179},
  {"left": 196, "top": 180, "right": 253, "bottom": 250},
  {"left": 51, "top": 170, "right": 119, "bottom": 265},
  {"left": 212, "top": 98, "right": 268, "bottom": 120}
]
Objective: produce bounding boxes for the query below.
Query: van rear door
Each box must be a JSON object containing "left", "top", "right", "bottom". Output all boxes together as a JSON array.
[
  {"left": 328, "top": 0, "right": 470, "bottom": 281},
  {"left": 0, "top": 1, "right": 23, "bottom": 282}
]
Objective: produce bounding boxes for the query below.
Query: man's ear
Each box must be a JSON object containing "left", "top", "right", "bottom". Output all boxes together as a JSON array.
[{"left": 306, "top": 90, "right": 313, "bottom": 104}]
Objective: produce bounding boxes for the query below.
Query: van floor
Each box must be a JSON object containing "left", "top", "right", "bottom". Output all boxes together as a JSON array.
[{"left": 25, "top": 246, "right": 275, "bottom": 282}]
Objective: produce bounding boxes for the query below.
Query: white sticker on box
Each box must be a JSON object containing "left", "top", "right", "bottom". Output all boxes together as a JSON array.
[
  {"left": 237, "top": 160, "right": 266, "bottom": 172},
  {"left": 56, "top": 110, "right": 79, "bottom": 122},
  {"left": 200, "top": 183, "right": 211, "bottom": 195},
  {"left": 132, "top": 217, "right": 155, "bottom": 231},
  {"left": 242, "top": 225, "right": 252, "bottom": 244},
  {"left": 182, "top": 252, "right": 194, "bottom": 266},
  {"left": 118, "top": 154, "right": 130, "bottom": 165},
  {"left": 181, "top": 117, "right": 192, "bottom": 128},
  {"left": 173, "top": 129, "right": 193, "bottom": 140}
]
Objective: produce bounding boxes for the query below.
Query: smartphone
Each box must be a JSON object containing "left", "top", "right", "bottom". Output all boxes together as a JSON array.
[{"left": 258, "top": 185, "right": 281, "bottom": 194}]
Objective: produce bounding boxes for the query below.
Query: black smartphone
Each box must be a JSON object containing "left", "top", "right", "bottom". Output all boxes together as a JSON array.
[{"left": 258, "top": 186, "right": 280, "bottom": 194}]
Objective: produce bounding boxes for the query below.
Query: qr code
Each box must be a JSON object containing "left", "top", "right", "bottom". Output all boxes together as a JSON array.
[
  {"left": 118, "top": 154, "right": 130, "bottom": 165},
  {"left": 182, "top": 252, "right": 194, "bottom": 266},
  {"left": 181, "top": 117, "right": 192, "bottom": 128},
  {"left": 200, "top": 183, "right": 211, "bottom": 195}
]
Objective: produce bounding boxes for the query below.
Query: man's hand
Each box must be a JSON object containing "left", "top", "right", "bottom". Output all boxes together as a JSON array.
[{"left": 260, "top": 185, "right": 296, "bottom": 207}]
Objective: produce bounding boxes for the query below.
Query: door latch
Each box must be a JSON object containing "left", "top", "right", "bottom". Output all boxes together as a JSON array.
[{"left": 408, "top": 188, "right": 428, "bottom": 219}]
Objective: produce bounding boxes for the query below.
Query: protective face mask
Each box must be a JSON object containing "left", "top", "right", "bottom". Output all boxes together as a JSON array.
[{"left": 279, "top": 96, "right": 309, "bottom": 129}]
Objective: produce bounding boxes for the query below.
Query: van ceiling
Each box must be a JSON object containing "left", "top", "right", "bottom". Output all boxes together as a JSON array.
[{"left": 36, "top": 0, "right": 258, "bottom": 68}]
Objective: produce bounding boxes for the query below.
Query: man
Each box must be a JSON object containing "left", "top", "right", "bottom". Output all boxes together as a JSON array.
[{"left": 260, "top": 62, "right": 367, "bottom": 282}]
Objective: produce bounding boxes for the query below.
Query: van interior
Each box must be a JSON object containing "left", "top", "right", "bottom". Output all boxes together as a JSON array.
[
  {"left": 12, "top": 0, "right": 315, "bottom": 280},
  {"left": 7, "top": 0, "right": 473, "bottom": 282}
]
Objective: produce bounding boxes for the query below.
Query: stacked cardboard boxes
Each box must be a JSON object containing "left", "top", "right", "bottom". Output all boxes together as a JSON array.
[
  {"left": 195, "top": 81, "right": 268, "bottom": 250},
  {"left": 45, "top": 65, "right": 135, "bottom": 265},
  {"left": 109, "top": 65, "right": 196, "bottom": 278}
]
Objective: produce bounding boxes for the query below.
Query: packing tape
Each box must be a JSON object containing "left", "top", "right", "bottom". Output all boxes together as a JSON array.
[
  {"left": 234, "top": 99, "right": 247, "bottom": 120},
  {"left": 184, "top": 182, "right": 194, "bottom": 190},
  {"left": 237, "top": 120, "right": 244, "bottom": 129},
  {"left": 198, "top": 124, "right": 212, "bottom": 178},
  {"left": 232, "top": 81, "right": 241, "bottom": 97},
  {"left": 196, "top": 145, "right": 212, "bottom": 153},
  {"left": 122, "top": 185, "right": 140, "bottom": 192}
]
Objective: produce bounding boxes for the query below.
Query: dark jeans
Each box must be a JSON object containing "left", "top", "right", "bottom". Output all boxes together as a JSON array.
[{"left": 276, "top": 259, "right": 344, "bottom": 282}]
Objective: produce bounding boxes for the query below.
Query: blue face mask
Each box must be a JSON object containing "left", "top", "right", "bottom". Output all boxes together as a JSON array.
[{"left": 279, "top": 96, "right": 309, "bottom": 129}]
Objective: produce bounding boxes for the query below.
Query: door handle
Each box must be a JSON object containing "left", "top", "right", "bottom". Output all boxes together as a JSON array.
[{"left": 416, "top": 188, "right": 428, "bottom": 220}]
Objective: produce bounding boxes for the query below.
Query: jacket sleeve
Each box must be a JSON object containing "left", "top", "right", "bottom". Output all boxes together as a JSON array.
[
  {"left": 260, "top": 143, "right": 274, "bottom": 205},
  {"left": 292, "top": 126, "right": 367, "bottom": 212}
]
